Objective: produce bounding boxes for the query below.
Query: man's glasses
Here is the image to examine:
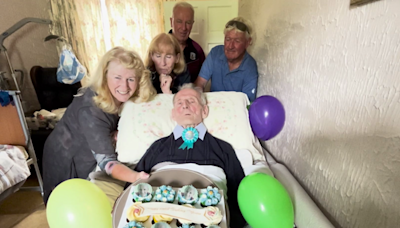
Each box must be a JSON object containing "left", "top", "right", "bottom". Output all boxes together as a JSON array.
[{"left": 225, "top": 20, "right": 249, "bottom": 34}]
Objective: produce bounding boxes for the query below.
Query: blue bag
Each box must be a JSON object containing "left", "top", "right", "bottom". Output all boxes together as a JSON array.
[
  {"left": 57, "top": 46, "right": 87, "bottom": 84},
  {"left": 0, "top": 91, "right": 10, "bottom": 107}
]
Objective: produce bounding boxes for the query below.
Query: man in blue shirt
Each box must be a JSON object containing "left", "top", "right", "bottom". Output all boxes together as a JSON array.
[{"left": 194, "top": 17, "right": 258, "bottom": 102}]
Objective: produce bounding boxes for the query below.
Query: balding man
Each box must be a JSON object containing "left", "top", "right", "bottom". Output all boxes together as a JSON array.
[{"left": 169, "top": 2, "right": 205, "bottom": 82}]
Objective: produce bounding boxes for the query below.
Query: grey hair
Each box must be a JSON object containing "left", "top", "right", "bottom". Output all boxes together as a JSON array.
[
  {"left": 173, "top": 83, "right": 207, "bottom": 105},
  {"left": 173, "top": 2, "right": 194, "bottom": 15},
  {"left": 224, "top": 16, "right": 253, "bottom": 42}
]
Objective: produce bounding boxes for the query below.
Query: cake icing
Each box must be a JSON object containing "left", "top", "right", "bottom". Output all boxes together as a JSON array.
[
  {"left": 155, "top": 185, "right": 176, "bottom": 203},
  {"left": 178, "top": 224, "right": 196, "bottom": 228},
  {"left": 176, "top": 204, "right": 195, "bottom": 225},
  {"left": 199, "top": 186, "right": 221, "bottom": 206},
  {"left": 126, "top": 202, "right": 150, "bottom": 222},
  {"left": 153, "top": 213, "right": 173, "bottom": 223},
  {"left": 202, "top": 206, "right": 223, "bottom": 226},
  {"left": 123, "top": 221, "right": 145, "bottom": 228},
  {"left": 151, "top": 221, "right": 172, "bottom": 228}
]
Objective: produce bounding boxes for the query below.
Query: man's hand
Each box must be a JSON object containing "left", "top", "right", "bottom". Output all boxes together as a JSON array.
[
  {"left": 160, "top": 74, "right": 172, "bottom": 94},
  {"left": 194, "top": 76, "right": 207, "bottom": 91}
]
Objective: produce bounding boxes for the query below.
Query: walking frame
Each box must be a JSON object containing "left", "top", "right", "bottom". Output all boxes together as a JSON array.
[{"left": 0, "top": 18, "right": 53, "bottom": 196}]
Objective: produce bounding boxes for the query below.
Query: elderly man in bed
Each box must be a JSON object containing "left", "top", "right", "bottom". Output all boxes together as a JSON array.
[{"left": 133, "top": 83, "right": 247, "bottom": 227}]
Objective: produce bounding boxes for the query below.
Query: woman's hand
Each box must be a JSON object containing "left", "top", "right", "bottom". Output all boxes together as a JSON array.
[
  {"left": 137, "top": 171, "right": 150, "bottom": 180},
  {"left": 110, "top": 163, "right": 150, "bottom": 183},
  {"left": 160, "top": 74, "right": 172, "bottom": 94},
  {"left": 112, "top": 131, "right": 118, "bottom": 141},
  {"left": 131, "top": 171, "right": 150, "bottom": 183},
  {"left": 111, "top": 130, "right": 118, "bottom": 148}
]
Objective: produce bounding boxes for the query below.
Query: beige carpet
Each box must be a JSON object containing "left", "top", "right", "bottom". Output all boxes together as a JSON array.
[
  {"left": 14, "top": 204, "right": 48, "bottom": 228},
  {"left": 0, "top": 176, "right": 48, "bottom": 228}
]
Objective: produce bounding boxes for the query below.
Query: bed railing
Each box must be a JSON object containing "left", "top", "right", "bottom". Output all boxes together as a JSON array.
[{"left": 0, "top": 90, "right": 43, "bottom": 194}]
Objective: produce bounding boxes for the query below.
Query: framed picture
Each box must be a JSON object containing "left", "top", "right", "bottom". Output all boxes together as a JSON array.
[{"left": 351, "top": 0, "right": 382, "bottom": 7}]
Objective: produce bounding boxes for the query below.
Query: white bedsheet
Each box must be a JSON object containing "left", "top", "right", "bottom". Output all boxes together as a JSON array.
[{"left": 0, "top": 145, "right": 30, "bottom": 194}]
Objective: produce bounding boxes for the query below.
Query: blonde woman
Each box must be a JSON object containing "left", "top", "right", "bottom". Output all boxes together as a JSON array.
[
  {"left": 42, "top": 47, "right": 156, "bottom": 205},
  {"left": 145, "top": 33, "right": 191, "bottom": 94}
]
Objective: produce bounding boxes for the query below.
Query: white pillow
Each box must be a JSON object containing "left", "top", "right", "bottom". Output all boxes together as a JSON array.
[{"left": 117, "top": 92, "right": 265, "bottom": 164}]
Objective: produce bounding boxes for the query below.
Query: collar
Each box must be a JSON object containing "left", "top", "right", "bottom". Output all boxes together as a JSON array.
[{"left": 173, "top": 123, "right": 207, "bottom": 141}]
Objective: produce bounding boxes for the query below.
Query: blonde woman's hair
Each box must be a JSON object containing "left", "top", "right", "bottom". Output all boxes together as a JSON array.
[
  {"left": 224, "top": 16, "right": 253, "bottom": 42},
  {"left": 83, "top": 46, "right": 156, "bottom": 114},
  {"left": 145, "top": 33, "right": 185, "bottom": 74}
]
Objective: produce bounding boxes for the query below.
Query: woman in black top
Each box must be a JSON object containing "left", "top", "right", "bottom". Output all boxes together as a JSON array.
[
  {"left": 145, "top": 33, "right": 191, "bottom": 94},
  {"left": 42, "top": 47, "right": 156, "bottom": 204}
]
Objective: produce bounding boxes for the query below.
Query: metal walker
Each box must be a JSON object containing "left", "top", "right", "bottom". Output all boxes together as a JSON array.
[{"left": 0, "top": 17, "right": 52, "bottom": 195}]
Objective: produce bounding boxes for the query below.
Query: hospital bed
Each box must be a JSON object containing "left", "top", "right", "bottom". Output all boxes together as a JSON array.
[
  {"left": 114, "top": 92, "right": 335, "bottom": 228},
  {"left": 0, "top": 65, "right": 79, "bottom": 202},
  {"left": 0, "top": 90, "right": 43, "bottom": 202},
  {"left": 0, "top": 18, "right": 52, "bottom": 202}
]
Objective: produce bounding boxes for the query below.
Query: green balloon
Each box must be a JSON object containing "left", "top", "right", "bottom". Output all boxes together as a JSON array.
[
  {"left": 46, "top": 178, "right": 112, "bottom": 228},
  {"left": 238, "top": 173, "right": 294, "bottom": 228}
]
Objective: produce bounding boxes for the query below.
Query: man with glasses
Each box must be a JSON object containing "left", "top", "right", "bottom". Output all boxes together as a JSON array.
[
  {"left": 169, "top": 2, "right": 205, "bottom": 83},
  {"left": 195, "top": 17, "right": 258, "bottom": 102}
]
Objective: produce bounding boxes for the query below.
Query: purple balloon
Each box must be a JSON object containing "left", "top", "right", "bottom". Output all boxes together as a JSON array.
[{"left": 249, "top": 96, "right": 285, "bottom": 141}]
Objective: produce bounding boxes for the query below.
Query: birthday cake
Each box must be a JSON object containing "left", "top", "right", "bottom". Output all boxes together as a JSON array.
[
  {"left": 152, "top": 222, "right": 172, "bottom": 228},
  {"left": 200, "top": 206, "right": 222, "bottom": 228},
  {"left": 153, "top": 213, "right": 174, "bottom": 224},
  {"left": 126, "top": 202, "right": 150, "bottom": 223},
  {"left": 177, "top": 224, "right": 196, "bottom": 228},
  {"left": 123, "top": 221, "right": 145, "bottom": 228},
  {"left": 177, "top": 185, "right": 198, "bottom": 205},
  {"left": 117, "top": 183, "right": 227, "bottom": 228},
  {"left": 199, "top": 186, "right": 221, "bottom": 207},
  {"left": 175, "top": 204, "right": 196, "bottom": 227},
  {"left": 155, "top": 185, "right": 176, "bottom": 203},
  {"left": 132, "top": 183, "right": 154, "bottom": 203}
]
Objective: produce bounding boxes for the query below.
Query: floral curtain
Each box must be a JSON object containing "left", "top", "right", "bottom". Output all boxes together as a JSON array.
[
  {"left": 50, "top": 0, "right": 170, "bottom": 83},
  {"left": 49, "top": 0, "right": 90, "bottom": 83},
  {"left": 74, "top": 0, "right": 106, "bottom": 82},
  {"left": 104, "top": 0, "right": 165, "bottom": 59}
]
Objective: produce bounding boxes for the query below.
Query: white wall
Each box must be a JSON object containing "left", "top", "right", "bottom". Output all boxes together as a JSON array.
[
  {"left": 0, "top": 0, "right": 58, "bottom": 114},
  {"left": 240, "top": 0, "right": 400, "bottom": 227}
]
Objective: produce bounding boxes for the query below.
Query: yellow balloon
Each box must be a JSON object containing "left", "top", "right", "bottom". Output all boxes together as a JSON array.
[{"left": 46, "top": 178, "right": 112, "bottom": 228}]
